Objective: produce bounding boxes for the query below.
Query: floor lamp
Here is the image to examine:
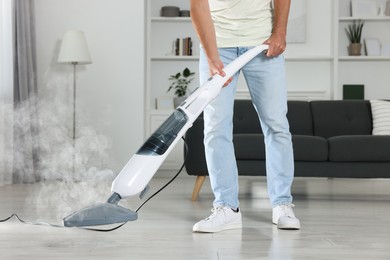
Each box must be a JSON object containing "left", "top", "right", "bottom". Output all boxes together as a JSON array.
[{"left": 58, "top": 30, "right": 92, "bottom": 171}]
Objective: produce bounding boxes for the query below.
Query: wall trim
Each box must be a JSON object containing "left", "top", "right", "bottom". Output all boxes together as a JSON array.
[{"left": 235, "top": 89, "right": 328, "bottom": 101}]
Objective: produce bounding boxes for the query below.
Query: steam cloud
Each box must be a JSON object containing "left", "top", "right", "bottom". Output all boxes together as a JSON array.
[{"left": 3, "top": 72, "right": 116, "bottom": 223}]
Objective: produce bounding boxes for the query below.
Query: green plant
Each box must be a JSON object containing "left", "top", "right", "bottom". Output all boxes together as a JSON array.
[
  {"left": 168, "top": 67, "right": 195, "bottom": 97},
  {"left": 345, "top": 20, "right": 364, "bottom": 44}
]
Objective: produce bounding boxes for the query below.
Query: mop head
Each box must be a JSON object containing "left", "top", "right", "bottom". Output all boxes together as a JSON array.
[{"left": 63, "top": 203, "right": 137, "bottom": 227}]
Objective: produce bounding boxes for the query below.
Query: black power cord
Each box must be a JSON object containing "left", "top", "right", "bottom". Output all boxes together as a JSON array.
[{"left": 0, "top": 137, "right": 188, "bottom": 232}]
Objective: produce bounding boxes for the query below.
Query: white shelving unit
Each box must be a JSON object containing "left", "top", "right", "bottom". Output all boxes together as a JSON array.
[
  {"left": 145, "top": 0, "right": 199, "bottom": 170},
  {"left": 336, "top": 0, "right": 390, "bottom": 99},
  {"left": 151, "top": 56, "right": 199, "bottom": 61},
  {"left": 339, "top": 56, "right": 390, "bottom": 61},
  {"left": 145, "top": 0, "right": 390, "bottom": 169},
  {"left": 339, "top": 17, "right": 390, "bottom": 21}
]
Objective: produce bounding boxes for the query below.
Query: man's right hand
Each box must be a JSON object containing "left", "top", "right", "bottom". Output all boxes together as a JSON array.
[
  {"left": 191, "top": 0, "right": 232, "bottom": 87},
  {"left": 207, "top": 58, "right": 233, "bottom": 87}
]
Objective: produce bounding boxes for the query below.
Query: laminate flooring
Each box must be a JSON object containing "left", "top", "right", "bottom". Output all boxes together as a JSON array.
[{"left": 1, "top": 173, "right": 390, "bottom": 260}]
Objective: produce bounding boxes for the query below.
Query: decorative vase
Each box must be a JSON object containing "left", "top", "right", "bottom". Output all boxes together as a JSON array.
[
  {"left": 161, "top": 6, "right": 180, "bottom": 17},
  {"left": 174, "top": 96, "right": 186, "bottom": 108},
  {"left": 348, "top": 43, "right": 362, "bottom": 56}
]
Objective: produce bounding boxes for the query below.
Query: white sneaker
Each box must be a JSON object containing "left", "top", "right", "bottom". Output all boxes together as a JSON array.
[
  {"left": 193, "top": 206, "right": 242, "bottom": 233},
  {"left": 272, "top": 204, "right": 301, "bottom": 230}
]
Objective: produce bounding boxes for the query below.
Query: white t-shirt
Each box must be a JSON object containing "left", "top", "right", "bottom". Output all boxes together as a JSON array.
[{"left": 209, "top": 0, "right": 273, "bottom": 47}]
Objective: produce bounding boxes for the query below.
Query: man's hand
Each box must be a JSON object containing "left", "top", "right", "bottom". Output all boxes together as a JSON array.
[
  {"left": 191, "top": 0, "right": 232, "bottom": 87},
  {"left": 207, "top": 57, "right": 233, "bottom": 87},
  {"left": 264, "top": 0, "right": 290, "bottom": 57},
  {"left": 263, "top": 32, "right": 287, "bottom": 57}
]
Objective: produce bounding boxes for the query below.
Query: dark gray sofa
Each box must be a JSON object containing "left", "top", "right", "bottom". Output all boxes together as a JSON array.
[{"left": 184, "top": 100, "right": 390, "bottom": 200}]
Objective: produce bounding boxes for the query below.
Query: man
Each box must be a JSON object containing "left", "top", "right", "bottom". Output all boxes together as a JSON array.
[{"left": 190, "top": 0, "right": 300, "bottom": 232}]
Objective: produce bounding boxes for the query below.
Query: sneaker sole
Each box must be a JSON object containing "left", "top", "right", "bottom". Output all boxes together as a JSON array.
[
  {"left": 276, "top": 222, "right": 301, "bottom": 230},
  {"left": 193, "top": 222, "right": 242, "bottom": 233}
]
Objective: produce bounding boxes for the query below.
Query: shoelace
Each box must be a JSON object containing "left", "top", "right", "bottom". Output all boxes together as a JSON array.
[
  {"left": 278, "top": 204, "right": 295, "bottom": 217},
  {"left": 205, "top": 206, "right": 225, "bottom": 220}
]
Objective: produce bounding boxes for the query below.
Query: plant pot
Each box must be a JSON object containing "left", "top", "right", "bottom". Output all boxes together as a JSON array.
[
  {"left": 348, "top": 43, "right": 362, "bottom": 56},
  {"left": 174, "top": 96, "right": 186, "bottom": 108}
]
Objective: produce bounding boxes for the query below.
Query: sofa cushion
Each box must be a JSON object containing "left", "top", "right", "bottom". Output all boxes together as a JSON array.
[
  {"left": 287, "top": 101, "right": 313, "bottom": 135},
  {"left": 234, "top": 134, "right": 265, "bottom": 160},
  {"left": 370, "top": 100, "right": 390, "bottom": 135},
  {"left": 329, "top": 135, "right": 390, "bottom": 162},
  {"left": 233, "top": 100, "right": 262, "bottom": 134},
  {"left": 311, "top": 100, "right": 372, "bottom": 138},
  {"left": 233, "top": 100, "right": 314, "bottom": 135},
  {"left": 292, "top": 135, "right": 328, "bottom": 161},
  {"left": 234, "top": 134, "right": 328, "bottom": 162}
]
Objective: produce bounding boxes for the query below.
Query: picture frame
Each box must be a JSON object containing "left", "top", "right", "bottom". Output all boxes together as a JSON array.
[
  {"left": 365, "top": 38, "right": 381, "bottom": 56},
  {"left": 351, "top": 0, "right": 378, "bottom": 17},
  {"left": 343, "top": 84, "right": 364, "bottom": 100},
  {"left": 386, "top": 1, "right": 390, "bottom": 16},
  {"left": 156, "top": 96, "right": 174, "bottom": 110},
  {"left": 381, "top": 43, "right": 390, "bottom": 56}
]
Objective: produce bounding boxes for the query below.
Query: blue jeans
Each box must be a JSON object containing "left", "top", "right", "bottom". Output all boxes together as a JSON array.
[{"left": 199, "top": 47, "right": 294, "bottom": 208}]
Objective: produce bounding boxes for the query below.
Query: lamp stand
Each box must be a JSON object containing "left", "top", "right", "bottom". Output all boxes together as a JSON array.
[
  {"left": 72, "top": 62, "right": 77, "bottom": 173},
  {"left": 57, "top": 30, "right": 92, "bottom": 174}
]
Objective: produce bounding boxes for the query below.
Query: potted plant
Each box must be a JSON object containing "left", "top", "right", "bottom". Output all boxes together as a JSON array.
[
  {"left": 345, "top": 20, "right": 364, "bottom": 56},
  {"left": 168, "top": 67, "right": 195, "bottom": 107}
]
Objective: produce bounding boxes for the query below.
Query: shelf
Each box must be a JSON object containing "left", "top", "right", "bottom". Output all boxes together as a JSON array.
[
  {"left": 339, "top": 56, "right": 390, "bottom": 61},
  {"left": 151, "top": 55, "right": 199, "bottom": 61},
  {"left": 285, "top": 56, "right": 333, "bottom": 61},
  {"left": 151, "top": 17, "right": 191, "bottom": 22},
  {"left": 151, "top": 56, "right": 332, "bottom": 61},
  {"left": 339, "top": 16, "right": 390, "bottom": 21},
  {"left": 149, "top": 109, "right": 174, "bottom": 115}
]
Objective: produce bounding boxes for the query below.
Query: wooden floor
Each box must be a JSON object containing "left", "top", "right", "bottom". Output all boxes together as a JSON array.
[{"left": 1, "top": 174, "right": 390, "bottom": 259}]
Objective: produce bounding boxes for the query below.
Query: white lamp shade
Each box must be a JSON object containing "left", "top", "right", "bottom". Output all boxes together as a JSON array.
[{"left": 58, "top": 30, "right": 92, "bottom": 64}]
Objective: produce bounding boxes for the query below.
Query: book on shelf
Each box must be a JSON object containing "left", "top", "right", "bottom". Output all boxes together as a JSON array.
[{"left": 175, "top": 37, "right": 193, "bottom": 56}]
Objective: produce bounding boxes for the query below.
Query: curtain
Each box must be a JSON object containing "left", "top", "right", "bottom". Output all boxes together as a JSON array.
[
  {"left": 12, "top": 0, "right": 39, "bottom": 183},
  {"left": 0, "top": 0, "right": 15, "bottom": 185}
]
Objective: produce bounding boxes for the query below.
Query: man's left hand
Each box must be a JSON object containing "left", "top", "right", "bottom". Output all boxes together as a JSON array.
[{"left": 263, "top": 32, "right": 286, "bottom": 57}]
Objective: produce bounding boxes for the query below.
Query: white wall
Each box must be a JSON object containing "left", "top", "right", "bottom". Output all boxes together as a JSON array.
[
  {"left": 284, "top": 0, "right": 333, "bottom": 100},
  {"left": 286, "top": 0, "right": 333, "bottom": 57},
  {"left": 34, "top": 0, "right": 145, "bottom": 171}
]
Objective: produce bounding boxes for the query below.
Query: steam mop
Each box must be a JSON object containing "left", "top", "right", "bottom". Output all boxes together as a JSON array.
[{"left": 63, "top": 44, "right": 269, "bottom": 227}]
